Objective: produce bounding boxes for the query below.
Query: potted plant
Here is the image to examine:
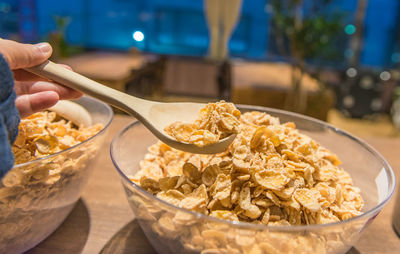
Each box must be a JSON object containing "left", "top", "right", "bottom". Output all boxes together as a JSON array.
[{"left": 269, "top": 0, "right": 345, "bottom": 116}]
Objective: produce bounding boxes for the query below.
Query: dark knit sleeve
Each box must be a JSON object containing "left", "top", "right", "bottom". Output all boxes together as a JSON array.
[{"left": 0, "top": 54, "right": 20, "bottom": 178}]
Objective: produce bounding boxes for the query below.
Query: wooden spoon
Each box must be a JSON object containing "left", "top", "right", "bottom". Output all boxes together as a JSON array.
[{"left": 26, "top": 60, "right": 236, "bottom": 154}]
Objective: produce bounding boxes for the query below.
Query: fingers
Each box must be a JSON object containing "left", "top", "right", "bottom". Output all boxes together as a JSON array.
[
  {"left": 13, "top": 64, "right": 72, "bottom": 81},
  {"left": 14, "top": 80, "right": 83, "bottom": 100},
  {"left": 15, "top": 91, "right": 59, "bottom": 118},
  {"left": 13, "top": 69, "right": 51, "bottom": 82},
  {"left": 0, "top": 39, "right": 52, "bottom": 69},
  {"left": 58, "top": 64, "right": 73, "bottom": 70},
  {"left": 1, "top": 39, "right": 83, "bottom": 118},
  {"left": 14, "top": 78, "right": 83, "bottom": 118}
]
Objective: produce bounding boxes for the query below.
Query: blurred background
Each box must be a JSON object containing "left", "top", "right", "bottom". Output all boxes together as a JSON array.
[{"left": 1, "top": 0, "right": 400, "bottom": 137}]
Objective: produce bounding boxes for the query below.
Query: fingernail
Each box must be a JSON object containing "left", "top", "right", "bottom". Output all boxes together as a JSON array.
[{"left": 35, "top": 42, "right": 51, "bottom": 54}]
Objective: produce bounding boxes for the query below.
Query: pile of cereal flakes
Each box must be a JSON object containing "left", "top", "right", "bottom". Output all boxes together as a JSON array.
[
  {"left": 12, "top": 111, "right": 102, "bottom": 165},
  {"left": 132, "top": 103, "right": 364, "bottom": 226},
  {"left": 0, "top": 110, "right": 103, "bottom": 252},
  {"left": 164, "top": 101, "right": 241, "bottom": 147}
]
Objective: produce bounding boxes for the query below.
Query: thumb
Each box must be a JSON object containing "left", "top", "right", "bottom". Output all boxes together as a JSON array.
[{"left": 0, "top": 39, "right": 52, "bottom": 70}]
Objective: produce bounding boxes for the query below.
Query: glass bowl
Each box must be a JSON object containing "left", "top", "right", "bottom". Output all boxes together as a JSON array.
[
  {"left": 111, "top": 105, "right": 395, "bottom": 254},
  {"left": 0, "top": 96, "right": 113, "bottom": 254}
]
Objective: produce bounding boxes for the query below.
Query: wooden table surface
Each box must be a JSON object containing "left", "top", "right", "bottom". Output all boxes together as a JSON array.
[
  {"left": 27, "top": 115, "right": 400, "bottom": 254},
  {"left": 59, "top": 52, "right": 151, "bottom": 81}
]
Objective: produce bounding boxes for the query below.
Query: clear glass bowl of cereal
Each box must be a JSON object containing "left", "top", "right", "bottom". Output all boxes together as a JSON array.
[
  {"left": 111, "top": 105, "right": 395, "bottom": 254},
  {"left": 0, "top": 96, "right": 113, "bottom": 254}
]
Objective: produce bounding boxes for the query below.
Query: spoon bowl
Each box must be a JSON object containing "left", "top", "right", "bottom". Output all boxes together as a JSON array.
[{"left": 26, "top": 60, "right": 235, "bottom": 154}]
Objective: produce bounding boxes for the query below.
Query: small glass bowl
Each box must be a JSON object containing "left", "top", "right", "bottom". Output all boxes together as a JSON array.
[
  {"left": 111, "top": 105, "right": 395, "bottom": 254},
  {"left": 0, "top": 96, "right": 113, "bottom": 254}
]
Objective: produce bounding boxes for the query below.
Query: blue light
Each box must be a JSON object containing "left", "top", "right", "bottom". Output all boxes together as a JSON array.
[
  {"left": 132, "top": 31, "right": 144, "bottom": 42},
  {"left": 345, "top": 24, "right": 356, "bottom": 35},
  {"left": 344, "top": 48, "right": 354, "bottom": 59},
  {"left": 392, "top": 52, "right": 400, "bottom": 63}
]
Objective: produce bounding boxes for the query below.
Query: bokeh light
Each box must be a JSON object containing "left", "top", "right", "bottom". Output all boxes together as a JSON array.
[
  {"left": 132, "top": 31, "right": 144, "bottom": 42},
  {"left": 344, "top": 48, "right": 354, "bottom": 59},
  {"left": 345, "top": 24, "right": 356, "bottom": 35},
  {"left": 346, "top": 67, "right": 357, "bottom": 78},
  {"left": 380, "top": 71, "right": 391, "bottom": 81},
  {"left": 391, "top": 52, "right": 400, "bottom": 63}
]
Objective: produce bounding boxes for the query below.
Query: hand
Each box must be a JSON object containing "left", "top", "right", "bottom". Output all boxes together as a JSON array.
[{"left": 0, "top": 39, "right": 82, "bottom": 118}]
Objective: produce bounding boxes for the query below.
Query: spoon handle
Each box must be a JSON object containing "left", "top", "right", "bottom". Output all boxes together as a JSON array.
[{"left": 25, "top": 60, "right": 150, "bottom": 118}]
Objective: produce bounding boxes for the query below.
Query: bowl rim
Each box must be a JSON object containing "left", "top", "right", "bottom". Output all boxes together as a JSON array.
[
  {"left": 111, "top": 104, "right": 396, "bottom": 231},
  {"left": 13, "top": 96, "right": 114, "bottom": 169}
]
